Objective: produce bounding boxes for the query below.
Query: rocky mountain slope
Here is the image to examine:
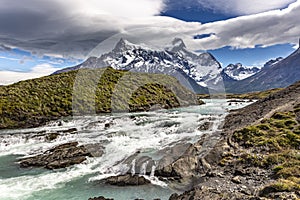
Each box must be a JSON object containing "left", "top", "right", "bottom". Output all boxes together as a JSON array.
[
  {"left": 222, "top": 63, "right": 260, "bottom": 81},
  {"left": 55, "top": 38, "right": 300, "bottom": 95},
  {"left": 54, "top": 38, "right": 222, "bottom": 93},
  {"left": 0, "top": 67, "right": 202, "bottom": 129},
  {"left": 226, "top": 42, "right": 300, "bottom": 93},
  {"left": 166, "top": 80, "right": 300, "bottom": 199}
]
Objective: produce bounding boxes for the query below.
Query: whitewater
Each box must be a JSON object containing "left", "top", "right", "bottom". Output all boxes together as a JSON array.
[{"left": 0, "top": 99, "right": 253, "bottom": 200}]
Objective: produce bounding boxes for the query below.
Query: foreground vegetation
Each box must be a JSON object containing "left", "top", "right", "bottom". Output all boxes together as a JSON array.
[
  {"left": 232, "top": 103, "right": 300, "bottom": 198},
  {"left": 0, "top": 67, "right": 201, "bottom": 129}
]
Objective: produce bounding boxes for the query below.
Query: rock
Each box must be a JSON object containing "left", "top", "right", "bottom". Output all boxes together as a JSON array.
[
  {"left": 169, "top": 193, "right": 179, "bottom": 200},
  {"left": 156, "top": 135, "right": 207, "bottom": 179},
  {"left": 88, "top": 197, "right": 114, "bottom": 200},
  {"left": 232, "top": 176, "right": 242, "bottom": 184},
  {"left": 60, "top": 128, "right": 77, "bottom": 134},
  {"left": 104, "top": 174, "right": 151, "bottom": 186},
  {"left": 83, "top": 143, "right": 105, "bottom": 157},
  {"left": 45, "top": 132, "right": 59, "bottom": 141},
  {"left": 198, "top": 122, "right": 213, "bottom": 131},
  {"left": 227, "top": 99, "right": 246, "bottom": 103},
  {"left": 19, "top": 142, "right": 97, "bottom": 169}
]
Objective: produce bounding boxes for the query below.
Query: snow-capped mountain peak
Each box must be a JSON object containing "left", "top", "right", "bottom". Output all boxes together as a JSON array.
[
  {"left": 170, "top": 38, "right": 187, "bottom": 52},
  {"left": 263, "top": 57, "right": 283, "bottom": 68},
  {"left": 223, "top": 63, "right": 260, "bottom": 81},
  {"left": 112, "top": 38, "right": 137, "bottom": 52},
  {"left": 55, "top": 38, "right": 223, "bottom": 92}
]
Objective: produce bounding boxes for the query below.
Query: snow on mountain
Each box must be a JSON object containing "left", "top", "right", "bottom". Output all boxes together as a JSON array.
[
  {"left": 222, "top": 63, "right": 260, "bottom": 81},
  {"left": 68, "top": 38, "right": 222, "bottom": 90},
  {"left": 225, "top": 42, "right": 300, "bottom": 93},
  {"left": 263, "top": 57, "right": 283, "bottom": 68}
]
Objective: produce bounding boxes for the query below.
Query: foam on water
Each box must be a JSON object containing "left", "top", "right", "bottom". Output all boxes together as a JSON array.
[{"left": 0, "top": 100, "right": 253, "bottom": 200}]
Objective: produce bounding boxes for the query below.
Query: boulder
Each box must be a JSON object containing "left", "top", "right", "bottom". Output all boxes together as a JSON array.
[
  {"left": 88, "top": 197, "right": 114, "bottom": 200},
  {"left": 19, "top": 142, "right": 102, "bottom": 169},
  {"left": 104, "top": 174, "right": 151, "bottom": 186}
]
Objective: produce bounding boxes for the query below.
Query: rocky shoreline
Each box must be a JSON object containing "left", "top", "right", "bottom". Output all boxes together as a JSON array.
[
  {"left": 13, "top": 81, "right": 300, "bottom": 200},
  {"left": 87, "top": 81, "right": 300, "bottom": 200},
  {"left": 164, "top": 81, "right": 300, "bottom": 199}
]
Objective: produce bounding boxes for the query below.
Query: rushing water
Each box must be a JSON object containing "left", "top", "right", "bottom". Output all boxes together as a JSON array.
[{"left": 0, "top": 99, "right": 253, "bottom": 200}]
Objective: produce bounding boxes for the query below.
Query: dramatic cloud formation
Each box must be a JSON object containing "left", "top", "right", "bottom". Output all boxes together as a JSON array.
[
  {"left": 0, "top": 64, "right": 58, "bottom": 85},
  {"left": 194, "top": 1, "right": 300, "bottom": 50},
  {"left": 0, "top": 0, "right": 299, "bottom": 60},
  {"left": 0, "top": 0, "right": 165, "bottom": 58},
  {"left": 195, "top": 0, "right": 296, "bottom": 15}
]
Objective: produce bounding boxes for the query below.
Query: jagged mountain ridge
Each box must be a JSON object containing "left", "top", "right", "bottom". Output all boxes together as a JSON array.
[
  {"left": 225, "top": 41, "right": 300, "bottom": 93},
  {"left": 55, "top": 38, "right": 300, "bottom": 94},
  {"left": 55, "top": 38, "right": 223, "bottom": 93},
  {"left": 222, "top": 63, "right": 260, "bottom": 81}
]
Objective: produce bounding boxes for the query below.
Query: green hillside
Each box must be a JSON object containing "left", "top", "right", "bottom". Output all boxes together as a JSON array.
[{"left": 0, "top": 67, "right": 201, "bottom": 129}]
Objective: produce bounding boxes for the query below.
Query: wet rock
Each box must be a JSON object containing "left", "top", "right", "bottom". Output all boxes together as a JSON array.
[
  {"left": 60, "top": 128, "right": 77, "bottom": 134},
  {"left": 227, "top": 99, "right": 246, "bottom": 103},
  {"left": 198, "top": 122, "right": 213, "bottom": 131},
  {"left": 156, "top": 135, "right": 207, "bottom": 179},
  {"left": 104, "top": 174, "right": 151, "bottom": 186},
  {"left": 19, "top": 142, "right": 97, "bottom": 169},
  {"left": 156, "top": 143, "right": 191, "bottom": 170},
  {"left": 88, "top": 197, "right": 114, "bottom": 200},
  {"left": 45, "top": 132, "right": 59, "bottom": 141},
  {"left": 83, "top": 143, "right": 105, "bottom": 157},
  {"left": 169, "top": 193, "right": 179, "bottom": 200}
]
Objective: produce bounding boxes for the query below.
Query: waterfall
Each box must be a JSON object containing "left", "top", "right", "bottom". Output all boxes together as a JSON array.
[
  {"left": 131, "top": 159, "right": 136, "bottom": 176},
  {"left": 140, "top": 161, "right": 149, "bottom": 175},
  {"left": 150, "top": 165, "right": 156, "bottom": 178}
]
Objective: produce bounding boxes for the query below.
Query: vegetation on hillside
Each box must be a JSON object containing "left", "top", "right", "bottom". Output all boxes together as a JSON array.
[
  {"left": 232, "top": 103, "right": 300, "bottom": 198},
  {"left": 0, "top": 67, "right": 201, "bottom": 129}
]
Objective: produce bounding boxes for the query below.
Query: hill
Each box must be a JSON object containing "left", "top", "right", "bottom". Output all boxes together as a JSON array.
[{"left": 0, "top": 67, "right": 201, "bottom": 129}]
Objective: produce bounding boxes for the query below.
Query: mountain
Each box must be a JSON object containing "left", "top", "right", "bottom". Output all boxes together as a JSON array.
[
  {"left": 263, "top": 57, "right": 283, "bottom": 68},
  {"left": 0, "top": 67, "right": 202, "bottom": 129},
  {"left": 222, "top": 63, "right": 260, "bottom": 81},
  {"left": 54, "top": 38, "right": 222, "bottom": 93},
  {"left": 226, "top": 42, "right": 300, "bottom": 93}
]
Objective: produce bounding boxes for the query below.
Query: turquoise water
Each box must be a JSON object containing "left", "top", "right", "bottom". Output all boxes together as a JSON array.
[
  {"left": 0, "top": 100, "right": 252, "bottom": 200},
  {"left": 0, "top": 154, "right": 174, "bottom": 200}
]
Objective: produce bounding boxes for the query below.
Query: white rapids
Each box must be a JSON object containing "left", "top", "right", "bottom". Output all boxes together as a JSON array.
[{"left": 0, "top": 99, "right": 253, "bottom": 200}]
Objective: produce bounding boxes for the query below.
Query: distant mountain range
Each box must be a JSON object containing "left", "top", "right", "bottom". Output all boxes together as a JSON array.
[
  {"left": 55, "top": 38, "right": 222, "bottom": 94},
  {"left": 225, "top": 45, "right": 300, "bottom": 93},
  {"left": 55, "top": 38, "right": 300, "bottom": 94},
  {"left": 222, "top": 63, "right": 260, "bottom": 81}
]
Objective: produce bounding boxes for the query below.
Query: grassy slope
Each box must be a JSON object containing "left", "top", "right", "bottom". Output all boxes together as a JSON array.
[
  {"left": 168, "top": 81, "right": 300, "bottom": 199},
  {"left": 0, "top": 67, "right": 201, "bottom": 129},
  {"left": 232, "top": 105, "right": 300, "bottom": 197}
]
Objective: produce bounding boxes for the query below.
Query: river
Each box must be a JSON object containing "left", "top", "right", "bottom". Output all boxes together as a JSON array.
[{"left": 0, "top": 99, "right": 253, "bottom": 200}]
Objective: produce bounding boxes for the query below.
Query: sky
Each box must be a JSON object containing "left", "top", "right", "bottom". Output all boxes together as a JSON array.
[{"left": 0, "top": 0, "right": 299, "bottom": 85}]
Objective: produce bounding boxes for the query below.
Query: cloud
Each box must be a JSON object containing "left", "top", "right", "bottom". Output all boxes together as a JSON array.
[
  {"left": 195, "top": 0, "right": 296, "bottom": 15},
  {"left": 0, "top": 64, "right": 59, "bottom": 85},
  {"left": 191, "top": 0, "right": 300, "bottom": 50},
  {"left": 0, "top": 44, "right": 12, "bottom": 51},
  {"left": 0, "top": 0, "right": 165, "bottom": 58},
  {"left": 0, "top": 56, "right": 20, "bottom": 61},
  {"left": 0, "top": 0, "right": 299, "bottom": 59}
]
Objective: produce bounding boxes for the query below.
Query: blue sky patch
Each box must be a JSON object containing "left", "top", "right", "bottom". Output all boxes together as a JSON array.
[{"left": 208, "top": 43, "right": 295, "bottom": 67}]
